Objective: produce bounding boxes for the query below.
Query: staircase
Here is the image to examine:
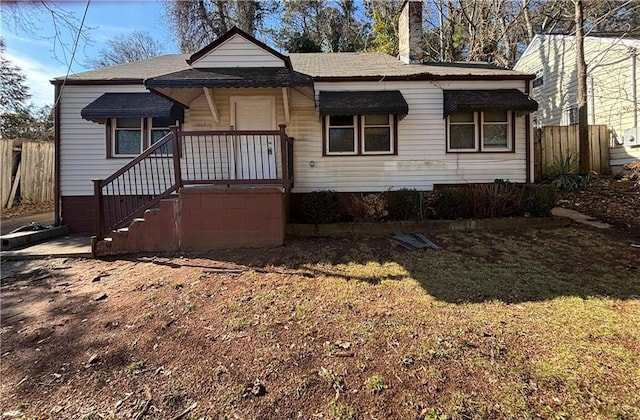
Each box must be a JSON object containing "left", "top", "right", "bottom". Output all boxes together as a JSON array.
[
  {"left": 95, "top": 197, "right": 179, "bottom": 255},
  {"left": 92, "top": 126, "right": 293, "bottom": 256}
]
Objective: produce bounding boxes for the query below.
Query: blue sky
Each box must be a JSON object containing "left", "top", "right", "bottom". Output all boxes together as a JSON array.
[{"left": 3, "top": 1, "right": 178, "bottom": 108}]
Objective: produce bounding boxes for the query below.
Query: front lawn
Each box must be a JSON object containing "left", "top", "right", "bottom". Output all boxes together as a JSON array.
[{"left": 1, "top": 226, "right": 639, "bottom": 418}]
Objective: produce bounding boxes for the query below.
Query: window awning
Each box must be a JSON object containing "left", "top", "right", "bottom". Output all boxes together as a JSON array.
[
  {"left": 145, "top": 67, "right": 314, "bottom": 89},
  {"left": 319, "top": 91, "right": 409, "bottom": 117},
  {"left": 81, "top": 92, "right": 185, "bottom": 124},
  {"left": 443, "top": 89, "right": 538, "bottom": 117}
]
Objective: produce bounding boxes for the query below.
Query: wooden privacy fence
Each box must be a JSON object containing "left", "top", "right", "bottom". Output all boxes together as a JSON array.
[
  {"left": 534, "top": 125, "right": 611, "bottom": 181},
  {"left": 0, "top": 139, "right": 54, "bottom": 208}
]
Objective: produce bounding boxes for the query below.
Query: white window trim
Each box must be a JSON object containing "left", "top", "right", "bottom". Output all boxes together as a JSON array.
[
  {"left": 561, "top": 106, "right": 578, "bottom": 126},
  {"left": 532, "top": 66, "right": 545, "bottom": 89},
  {"left": 112, "top": 117, "right": 144, "bottom": 157},
  {"left": 361, "top": 114, "right": 394, "bottom": 155},
  {"left": 447, "top": 112, "right": 479, "bottom": 152},
  {"left": 325, "top": 115, "right": 357, "bottom": 155},
  {"left": 481, "top": 111, "right": 512, "bottom": 152}
]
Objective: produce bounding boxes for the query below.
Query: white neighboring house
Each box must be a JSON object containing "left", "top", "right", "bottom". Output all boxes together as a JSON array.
[
  {"left": 50, "top": 0, "right": 539, "bottom": 253},
  {"left": 514, "top": 34, "right": 640, "bottom": 170}
]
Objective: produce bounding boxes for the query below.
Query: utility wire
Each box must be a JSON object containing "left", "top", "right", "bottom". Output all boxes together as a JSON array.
[{"left": 54, "top": 0, "right": 90, "bottom": 107}]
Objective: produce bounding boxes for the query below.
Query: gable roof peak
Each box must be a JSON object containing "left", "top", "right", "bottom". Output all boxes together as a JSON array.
[{"left": 186, "top": 26, "right": 292, "bottom": 69}]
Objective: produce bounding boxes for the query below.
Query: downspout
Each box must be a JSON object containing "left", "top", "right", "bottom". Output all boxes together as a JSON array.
[
  {"left": 631, "top": 47, "right": 638, "bottom": 128},
  {"left": 53, "top": 82, "right": 61, "bottom": 226},
  {"left": 525, "top": 79, "right": 532, "bottom": 183}
]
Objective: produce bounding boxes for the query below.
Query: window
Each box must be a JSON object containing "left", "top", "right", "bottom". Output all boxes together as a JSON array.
[
  {"left": 150, "top": 117, "right": 173, "bottom": 155},
  {"left": 108, "top": 117, "right": 174, "bottom": 158},
  {"left": 326, "top": 115, "right": 356, "bottom": 154},
  {"left": 532, "top": 67, "right": 544, "bottom": 89},
  {"left": 562, "top": 107, "right": 578, "bottom": 126},
  {"left": 482, "top": 111, "right": 509, "bottom": 150},
  {"left": 324, "top": 114, "right": 396, "bottom": 156},
  {"left": 448, "top": 112, "right": 477, "bottom": 150},
  {"left": 113, "top": 118, "right": 143, "bottom": 156},
  {"left": 447, "top": 111, "right": 513, "bottom": 152},
  {"left": 362, "top": 114, "right": 393, "bottom": 154}
]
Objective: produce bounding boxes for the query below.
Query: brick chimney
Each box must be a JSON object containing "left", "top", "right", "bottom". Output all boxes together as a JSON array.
[{"left": 398, "top": 0, "right": 423, "bottom": 64}]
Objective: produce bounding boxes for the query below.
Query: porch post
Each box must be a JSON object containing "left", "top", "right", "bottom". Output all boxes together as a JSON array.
[
  {"left": 170, "top": 125, "right": 183, "bottom": 189},
  {"left": 93, "top": 179, "right": 104, "bottom": 240},
  {"left": 278, "top": 124, "right": 289, "bottom": 189}
]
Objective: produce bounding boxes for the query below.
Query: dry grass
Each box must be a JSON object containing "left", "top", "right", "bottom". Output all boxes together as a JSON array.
[{"left": 1, "top": 226, "right": 639, "bottom": 418}]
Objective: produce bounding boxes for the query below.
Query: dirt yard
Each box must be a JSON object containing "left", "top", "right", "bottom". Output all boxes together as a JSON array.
[
  {"left": 1, "top": 225, "right": 639, "bottom": 419},
  {"left": 559, "top": 176, "right": 639, "bottom": 233}
]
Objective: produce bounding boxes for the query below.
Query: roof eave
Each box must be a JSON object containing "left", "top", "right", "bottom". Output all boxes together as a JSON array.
[
  {"left": 51, "top": 78, "right": 145, "bottom": 86},
  {"left": 312, "top": 74, "right": 535, "bottom": 82}
]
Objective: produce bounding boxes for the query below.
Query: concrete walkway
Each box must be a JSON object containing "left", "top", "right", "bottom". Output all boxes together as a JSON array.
[
  {"left": 0, "top": 234, "right": 92, "bottom": 260},
  {"left": 0, "top": 212, "right": 55, "bottom": 234},
  {"left": 551, "top": 207, "right": 611, "bottom": 229}
]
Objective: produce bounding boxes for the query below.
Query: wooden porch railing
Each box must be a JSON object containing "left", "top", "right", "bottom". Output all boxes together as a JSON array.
[{"left": 93, "top": 125, "right": 294, "bottom": 240}]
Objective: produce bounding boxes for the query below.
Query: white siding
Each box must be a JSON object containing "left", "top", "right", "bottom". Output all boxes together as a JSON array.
[
  {"left": 289, "top": 80, "right": 530, "bottom": 193},
  {"left": 60, "top": 86, "right": 288, "bottom": 196},
  {"left": 61, "top": 81, "right": 532, "bottom": 196},
  {"left": 59, "top": 84, "right": 149, "bottom": 196},
  {"left": 191, "top": 35, "right": 285, "bottom": 68},
  {"left": 515, "top": 35, "right": 639, "bottom": 138}
]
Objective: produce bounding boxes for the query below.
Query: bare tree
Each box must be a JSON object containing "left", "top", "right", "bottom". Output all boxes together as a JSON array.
[
  {"left": 166, "top": 0, "right": 276, "bottom": 53},
  {"left": 575, "top": 0, "right": 590, "bottom": 174},
  {"left": 0, "top": 0, "right": 91, "bottom": 66},
  {"left": 87, "top": 31, "right": 164, "bottom": 69}
]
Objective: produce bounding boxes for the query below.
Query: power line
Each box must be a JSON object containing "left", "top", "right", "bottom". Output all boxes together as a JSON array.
[{"left": 54, "top": 0, "right": 90, "bottom": 107}]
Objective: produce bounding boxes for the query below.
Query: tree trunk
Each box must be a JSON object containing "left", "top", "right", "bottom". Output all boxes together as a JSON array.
[{"left": 575, "top": 0, "right": 590, "bottom": 174}]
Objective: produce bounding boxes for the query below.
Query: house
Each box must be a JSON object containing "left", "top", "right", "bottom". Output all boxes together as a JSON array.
[
  {"left": 51, "top": 0, "right": 538, "bottom": 254},
  {"left": 514, "top": 33, "right": 640, "bottom": 170}
]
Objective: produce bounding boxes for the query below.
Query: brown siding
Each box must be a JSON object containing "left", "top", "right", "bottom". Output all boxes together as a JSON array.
[{"left": 61, "top": 196, "right": 95, "bottom": 233}]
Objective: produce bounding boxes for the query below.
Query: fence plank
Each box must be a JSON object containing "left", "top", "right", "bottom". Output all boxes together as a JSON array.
[
  {"left": 599, "top": 125, "right": 610, "bottom": 175},
  {"left": 0, "top": 139, "right": 13, "bottom": 208},
  {"left": 20, "top": 141, "right": 54, "bottom": 204},
  {"left": 551, "top": 126, "right": 562, "bottom": 167},
  {"left": 588, "top": 126, "right": 599, "bottom": 173},
  {"left": 567, "top": 125, "right": 578, "bottom": 171},
  {"left": 534, "top": 129, "right": 542, "bottom": 181},
  {"left": 535, "top": 125, "right": 610, "bottom": 181}
]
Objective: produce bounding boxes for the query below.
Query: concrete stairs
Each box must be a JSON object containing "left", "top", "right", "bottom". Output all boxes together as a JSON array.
[{"left": 95, "top": 197, "right": 179, "bottom": 256}]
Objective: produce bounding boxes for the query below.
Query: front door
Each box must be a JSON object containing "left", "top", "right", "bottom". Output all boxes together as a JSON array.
[{"left": 230, "top": 96, "right": 277, "bottom": 180}]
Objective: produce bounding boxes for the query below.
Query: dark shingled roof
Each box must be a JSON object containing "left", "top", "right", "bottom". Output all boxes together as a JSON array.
[
  {"left": 319, "top": 91, "right": 409, "bottom": 116},
  {"left": 145, "top": 67, "right": 313, "bottom": 89},
  {"left": 443, "top": 89, "right": 538, "bottom": 117},
  {"left": 81, "top": 92, "right": 184, "bottom": 123}
]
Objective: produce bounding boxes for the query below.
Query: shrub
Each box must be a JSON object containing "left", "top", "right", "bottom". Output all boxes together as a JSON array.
[
  {"left": 434, "top": 188, "right": 472, "bottom": 219},
  {"left": 523, "top": 184, "right": 557, "bottom": 216},
  {"left": 346, "top": 192, "right": 388, "bottom": 222},
  {"left": 419, "top": 191, "right": 439, "bottom": 220},
  {"left": 544, "top": 154, "right": 591, "bottom": 192},
  {"left": 470, "top": 181, "right": 524, "bottom": 218},
  {"left": 385, "top": 189, "right": 421, "bottom": 221},
  {"left": 302, "top": 190, "right": 341, "bottom": 224}
]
